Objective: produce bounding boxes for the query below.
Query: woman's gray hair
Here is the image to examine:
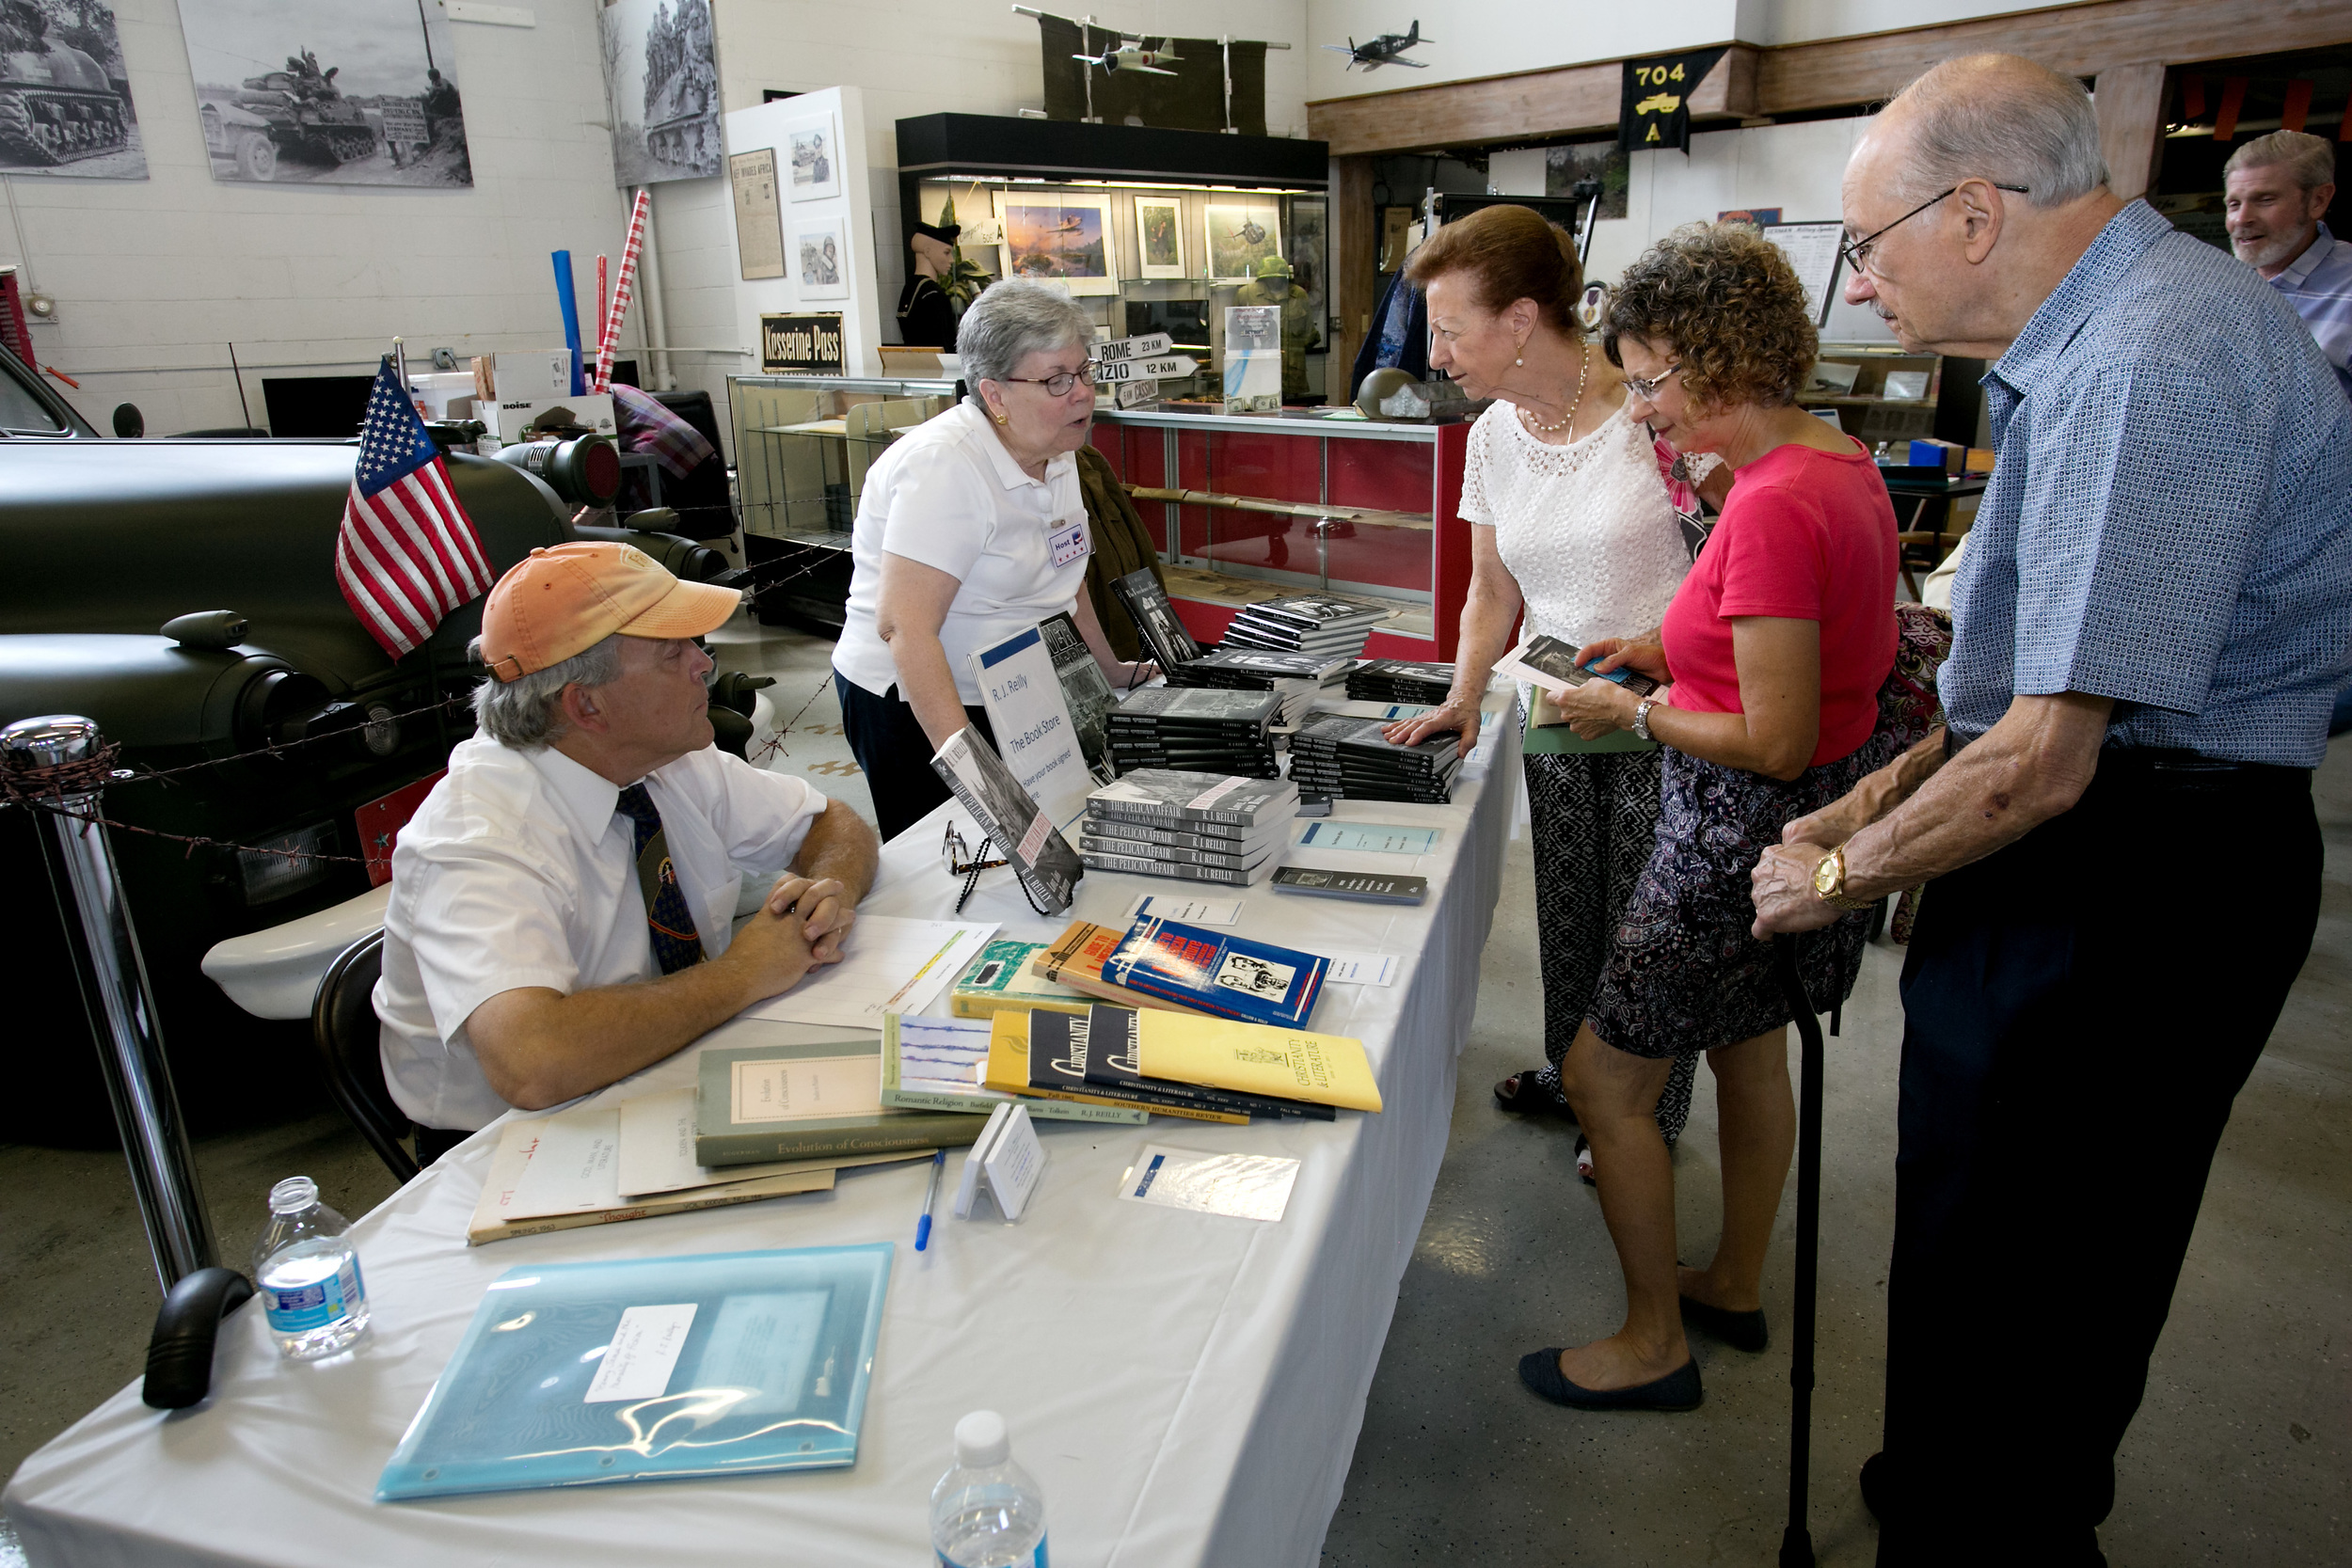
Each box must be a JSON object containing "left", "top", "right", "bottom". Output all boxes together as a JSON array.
[
  {"left": 1886, "top": 54, "right": 2109, "bottom": 210},
  {"left": 2224, "top": 130, "right": 2339, "bottom": 193},
  {"left": 469, "top": 632, "right": 622, "bottom": 749},
  {"left": 956, "top": 278, "right": 1092, "bottom": 390}
]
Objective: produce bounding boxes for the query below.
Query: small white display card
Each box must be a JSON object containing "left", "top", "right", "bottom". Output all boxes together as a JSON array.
[
  {"left": 1325, "top": 954, "right": 1399, "bottom": 987},
  {"left": 1122, "top": 893, "right": 1243, "bottom": 927},
  {"left": 952, "top": 1101, "right": 1047, "bottom": 1222},
  {"left": 1118, "top": 1145, "right": 1301, "bottom": 1224},
  {"left": 584, "top": 1303, "right": 698, "bottom": 1403},
  {"left": 1297, "top": 821, "right": 1440, "bottom": 855}
]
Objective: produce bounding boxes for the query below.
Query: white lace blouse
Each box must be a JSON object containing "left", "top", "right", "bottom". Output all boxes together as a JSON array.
[{"left": 1457, "top": 397, "right": 1709, "bottom": 647}]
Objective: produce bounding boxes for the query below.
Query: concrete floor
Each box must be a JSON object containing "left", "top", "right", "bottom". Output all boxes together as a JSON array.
[{"left": 4, "top": 616, "right": 2346, "bottom": 1566}]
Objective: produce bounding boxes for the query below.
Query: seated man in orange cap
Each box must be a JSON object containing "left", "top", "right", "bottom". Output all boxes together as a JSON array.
[{"left": 376, "top": 541, "right": 881, "bottom": 1161}]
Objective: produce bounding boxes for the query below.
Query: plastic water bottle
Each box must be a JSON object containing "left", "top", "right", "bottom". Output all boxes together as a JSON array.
[
  {"left": 251, "top": 1176, "right": 370, "bottom": 1360},
  {"left": 930, "top": 1410, "right": 1049, "bottom": 1568}
]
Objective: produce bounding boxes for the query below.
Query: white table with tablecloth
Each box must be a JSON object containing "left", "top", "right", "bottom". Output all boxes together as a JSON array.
[{"left": 6, "top": 701, "right": 1521, "bottom": 1568}]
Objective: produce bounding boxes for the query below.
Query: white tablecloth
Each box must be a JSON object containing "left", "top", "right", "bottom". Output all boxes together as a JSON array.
[{"left": 7, "top": 706, "right": 1521, "bottom": 1568}]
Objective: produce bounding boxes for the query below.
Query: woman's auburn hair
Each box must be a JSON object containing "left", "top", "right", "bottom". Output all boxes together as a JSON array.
[
  {"left": 1404, "top": 203, "right": 1584, "bottom": 337},
  {"left": 1602, "top": 222, "right": 1818, "bottom": 412}
]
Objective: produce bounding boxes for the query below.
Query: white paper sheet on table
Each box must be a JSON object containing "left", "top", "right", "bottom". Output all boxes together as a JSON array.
[
  {"left": 1117, "top": 1144, "right": 1301, "bottom": 1223},
  {"left": 615, "top": 1089, "right": 834, "bottom": 1196},
  {"left": 740, "top": 916, "right": 996, "bottom": 1029},
  {"left": 1325, "top": 954, "right": 1398, "bottom": 987},
  {"left": 501, "top": 1108, "right": 623, "bottom": 1218},
  {"left": 1121, "top": 893, "right": 1242, "bottom": 927}
]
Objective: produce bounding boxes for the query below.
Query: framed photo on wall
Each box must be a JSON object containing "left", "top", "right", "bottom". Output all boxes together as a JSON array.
[
  {"left": 785, "top": 112, "right": 840, "bottom": 202},
  {"left": 1205, "top": 199, "right": 1281, "bottom": 282},
  {"left": 793, "top": 214, "right": 850, "bottom": 301},
  {"left": 1134, "top": 196, "right": 1185, "bottom": 278},
  {"left": 993, "top": 189, "right": 1119, "bottom": 295}
]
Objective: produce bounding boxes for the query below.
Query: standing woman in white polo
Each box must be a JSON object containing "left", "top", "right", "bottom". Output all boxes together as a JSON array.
[{"left": 834, "top": 280, "right": 1153, "bottom": 839}]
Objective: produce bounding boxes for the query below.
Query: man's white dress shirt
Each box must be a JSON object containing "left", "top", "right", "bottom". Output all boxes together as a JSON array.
[{"left": 375, "top": 735, "right": 829, "bottom": 1132}]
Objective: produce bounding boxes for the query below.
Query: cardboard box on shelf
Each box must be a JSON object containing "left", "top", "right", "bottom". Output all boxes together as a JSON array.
[
  {"left": 473, "top": 350, "right": 577, "bottom": 402},
  {"left": 407, "top": 372, "right": 478, "bottom": 421},
  {"left": 479, "top": 392, "right": 616, "bottom": 445}
]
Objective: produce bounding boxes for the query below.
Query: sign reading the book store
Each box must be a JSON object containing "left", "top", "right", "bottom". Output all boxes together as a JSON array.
[
  {"left": 760, "top": 311, "right": 844, "bottom": 374},
  {"left": 1618, "top": 46, "right": 1727, "bottom": 152}
]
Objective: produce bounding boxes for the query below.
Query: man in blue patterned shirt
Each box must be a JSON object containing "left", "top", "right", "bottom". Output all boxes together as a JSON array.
[{"left": 1750, "top": 54, "right": 2352, "bottom": 1568}]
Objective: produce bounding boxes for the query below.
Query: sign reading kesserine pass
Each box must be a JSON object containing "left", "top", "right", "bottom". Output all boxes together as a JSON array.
[{"left": 761, "top": 312, "right": 844, "bottom": 374}]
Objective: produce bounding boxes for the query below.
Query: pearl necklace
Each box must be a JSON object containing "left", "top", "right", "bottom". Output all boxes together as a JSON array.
[{"left": 1518, "top": 345, "right": 1590, "bottom": 437}]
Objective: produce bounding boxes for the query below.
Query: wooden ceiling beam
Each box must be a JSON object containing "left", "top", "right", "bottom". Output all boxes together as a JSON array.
[{"left": 1305, "top": 0, "right": 2352, "bottom": 159}]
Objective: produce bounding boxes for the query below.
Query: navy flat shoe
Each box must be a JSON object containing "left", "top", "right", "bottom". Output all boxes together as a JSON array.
[
  {"left": 1518, "top": 1349, "right": 1703, "bottom": 1412},
  {"left": 1679, "top": 1293, "right": 1769, "bottom": 1353}
]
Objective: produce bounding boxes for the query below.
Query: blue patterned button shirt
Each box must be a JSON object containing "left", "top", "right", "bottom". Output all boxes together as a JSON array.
[{"left": 1943, "top": 200, "right": 2352, "bottom": 767}]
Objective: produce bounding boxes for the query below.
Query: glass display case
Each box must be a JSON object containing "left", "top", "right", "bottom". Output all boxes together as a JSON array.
[
  {"left": 1089, "top": 407, "right": 1474, "bottom": 659},
  {"left": 728, "top": 372, "right": 959, "bottom": 628}
]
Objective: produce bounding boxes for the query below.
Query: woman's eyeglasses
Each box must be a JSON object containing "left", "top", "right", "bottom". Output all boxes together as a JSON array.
[
  {"left": 1622, "top": 362, "right": 1683, "bottom": 403},
  {"left": 998, "top": 361, "right": 1098, "bottom": 397},
  {"left": 943, "top": 824, "right": 1008, "bottom": 913}
]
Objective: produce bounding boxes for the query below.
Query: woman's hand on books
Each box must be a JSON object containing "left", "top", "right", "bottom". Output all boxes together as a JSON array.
[
  {"left": 1574, "top": 637, "right": 1671, "bottom": 685},
  {"left": 1382, "top": 695, "right": 1480, "bottom": 752},
  {"left": 1550, "top": 677, "right": 1640, "bottom": 739}
]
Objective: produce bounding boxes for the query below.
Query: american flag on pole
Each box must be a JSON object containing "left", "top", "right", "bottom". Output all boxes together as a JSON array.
[{"left": 335, "top": 357, "right": 498, "bottom": 659}]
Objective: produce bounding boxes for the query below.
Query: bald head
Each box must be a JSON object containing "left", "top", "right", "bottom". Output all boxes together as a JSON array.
[{"left": 1867, "top": 54, "right": 2109, "bottom": 211}]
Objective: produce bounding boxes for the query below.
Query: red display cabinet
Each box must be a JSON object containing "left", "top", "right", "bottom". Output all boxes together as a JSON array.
[{"left": 1089, "top": 408, "right": 1472, "bottom": 660}]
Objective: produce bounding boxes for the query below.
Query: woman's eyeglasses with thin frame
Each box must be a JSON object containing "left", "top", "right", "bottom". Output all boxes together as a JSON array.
[
  {"left": 998, "top": 360, "right": 1098, "bottom": 397},
  {"left": 1622, "top": 362, "right": 1683, "bottom": 403}
]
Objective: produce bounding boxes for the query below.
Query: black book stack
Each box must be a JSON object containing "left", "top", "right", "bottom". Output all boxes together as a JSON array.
[
  {"left": 1104, "top": 688, "right": 1283, "bottom": 780},
  {"left": 1285, "top": 711, "right": 1463, "bottom": 804},
  {"left": 1217, "top": 595, "right": 1390, "bottom": 662},
  {"left": 1163, "top": 648, "right": 1352, "bottom": 725},
  {"left": 1078, "top": 768, "right": 1300, "bottom": 886},
  {"left": 1346, "top": 658, "right": 1456, "bottom": 705}
]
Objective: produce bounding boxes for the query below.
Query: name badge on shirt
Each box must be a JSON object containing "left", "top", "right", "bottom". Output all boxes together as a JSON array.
[{"left": 1048, "top": 518, "right": 1091, "bottom": 570}]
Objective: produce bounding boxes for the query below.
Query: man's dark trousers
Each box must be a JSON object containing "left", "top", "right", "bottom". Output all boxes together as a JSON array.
[{"left": 1873, "top": 752, "right": 2320, "bottom": 1567}]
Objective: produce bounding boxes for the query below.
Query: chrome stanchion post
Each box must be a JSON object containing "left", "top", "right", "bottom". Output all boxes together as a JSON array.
[{"left": 3, "top": 716, "right": 218, "bottom": 1291}]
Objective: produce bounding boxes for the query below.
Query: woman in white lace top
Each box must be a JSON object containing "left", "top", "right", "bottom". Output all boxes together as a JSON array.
[{"left": 1384, "top": 204, "right": 1726, "bottom": 1139}]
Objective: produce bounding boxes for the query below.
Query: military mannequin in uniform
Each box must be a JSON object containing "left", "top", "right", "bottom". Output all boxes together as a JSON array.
[
  {"left": 898, "top": 221, "right": 961, "bottom": 350},
  {"left": 1232, "top": 254, "right": 1321, "bottom": 402}
]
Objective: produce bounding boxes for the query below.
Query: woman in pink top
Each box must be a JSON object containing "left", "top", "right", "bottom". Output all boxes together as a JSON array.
[{"left": 1521, "top": 223, "right": 1917, "bottom": 1415}]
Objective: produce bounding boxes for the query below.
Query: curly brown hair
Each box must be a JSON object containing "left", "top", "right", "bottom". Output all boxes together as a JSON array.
[{"left": 1601, "top": 223, "right": 1817, "bottom": 412}]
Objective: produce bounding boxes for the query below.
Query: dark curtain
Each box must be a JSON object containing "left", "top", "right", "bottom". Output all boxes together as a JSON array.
[{"left": 1077, "top": 445, "right": 1168, "bottom": 662}]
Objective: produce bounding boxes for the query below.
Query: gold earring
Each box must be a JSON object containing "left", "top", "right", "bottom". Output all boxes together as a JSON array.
[{"left": 994, "top": 412, "right": 1009, "bottom": 425}]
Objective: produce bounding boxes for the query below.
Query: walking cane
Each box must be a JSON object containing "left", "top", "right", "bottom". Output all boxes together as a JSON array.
[{"left": 1773, "top": 933, "right": 1825, "bottom": 1568}]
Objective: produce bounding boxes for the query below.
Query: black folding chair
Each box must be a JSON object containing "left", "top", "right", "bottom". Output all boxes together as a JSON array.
[{"left": 310, "top": 932, "right": 419, "bottom": 1183}]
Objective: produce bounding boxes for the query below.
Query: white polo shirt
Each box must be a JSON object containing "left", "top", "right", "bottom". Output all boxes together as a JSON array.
[
  {"left": 832, "top": 398, "right": 1092, "bottom": 705},
  {"left": 374, "top": 735, "right": 828, "bottom": 1132}
]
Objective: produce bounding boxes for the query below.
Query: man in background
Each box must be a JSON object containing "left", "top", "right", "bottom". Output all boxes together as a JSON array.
[{"left": 2225, "top": 129, "right": 2350, "bottom": 401}]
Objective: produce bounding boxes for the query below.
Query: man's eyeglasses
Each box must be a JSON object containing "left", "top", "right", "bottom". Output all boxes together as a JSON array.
[
  {"left": 1840, "top": 182, "right": 2030, "bottom": 277},
  {"left": 999, "top": 360, "right": 1098, "bottom": 397},
  {"left": 1623, "top": 362, "right": 1683, "bottom": 404}
]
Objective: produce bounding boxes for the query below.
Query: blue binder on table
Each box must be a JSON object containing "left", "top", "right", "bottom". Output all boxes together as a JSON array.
[{"left": 376, "top": 1244, "right": 894, "bottom": 1500}]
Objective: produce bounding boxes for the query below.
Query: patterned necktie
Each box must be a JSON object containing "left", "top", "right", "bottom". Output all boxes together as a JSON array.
[{"left": 613, "top": 783, "right": 706, "bottom": 974}]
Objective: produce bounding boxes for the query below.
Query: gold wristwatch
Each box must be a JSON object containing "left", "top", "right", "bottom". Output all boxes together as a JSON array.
[{"left": 1811, "top": 844, "right": 1877, "bottom": 911}]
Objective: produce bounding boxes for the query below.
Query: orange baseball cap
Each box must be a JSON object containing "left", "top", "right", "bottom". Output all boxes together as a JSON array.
[{"left": 479, "top": 542, "right": 740, "bottom": 681}]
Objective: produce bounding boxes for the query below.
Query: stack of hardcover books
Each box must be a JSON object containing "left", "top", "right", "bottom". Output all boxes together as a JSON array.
[
  {"left": 1076, "top": 768, "right": 1299, "bottom": 885},
  {"left": 1286, "top": 711, "right": 1462, "bottom": 803},
  {"left": 1105, "top": 688, "right": 1282, "bottom": 780},
  {"left": 1347, "top": 657, "right": 1455, "bottom": 705},
  {"left": 1165, "top": 647, "right": 1351, "bottom": 724},
  {"left": 1217, "top": 595, "right": 1391, "bottom": 662}
]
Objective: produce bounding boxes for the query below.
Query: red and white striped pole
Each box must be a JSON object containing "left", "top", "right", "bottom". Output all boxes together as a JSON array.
[{"left": 593, "top": 190, "right": 649, "bottom": 393}]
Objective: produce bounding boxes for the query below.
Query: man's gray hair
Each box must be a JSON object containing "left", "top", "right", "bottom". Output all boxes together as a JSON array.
[
  {"left": 469, "top": 632, "right": 622, "bottom": 749},
  {"left": 956, "top": 278, "right": 1093, "bottom": 390},
  {"left": 2224, "top": 130, "right": 2339, "bottom": 192},
  {"left": 1885, "top": 54, "right": 2110, "bottom": 210}
]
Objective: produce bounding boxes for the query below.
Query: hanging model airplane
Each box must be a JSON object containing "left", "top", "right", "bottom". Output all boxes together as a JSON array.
[
  {"left": 1325, "top": 21, "right": 1432, "bottom": 71},
  {"left": 1073, "top": 39, "right": 1185, "bottom": 76}
]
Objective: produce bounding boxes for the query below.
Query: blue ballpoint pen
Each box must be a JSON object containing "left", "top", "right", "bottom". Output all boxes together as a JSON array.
[{"left": 914, "top": 1148, "right": 946, "bottom": 1251}]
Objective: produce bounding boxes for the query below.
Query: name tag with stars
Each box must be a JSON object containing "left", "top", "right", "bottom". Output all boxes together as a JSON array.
[{"left": 1048, "top": 517, "right": 1090, "bottom": 570}]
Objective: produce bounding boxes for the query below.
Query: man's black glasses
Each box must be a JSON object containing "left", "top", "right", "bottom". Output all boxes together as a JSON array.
[{"left": 1841, "top": 182, "right": 2029, "bottom": 277}]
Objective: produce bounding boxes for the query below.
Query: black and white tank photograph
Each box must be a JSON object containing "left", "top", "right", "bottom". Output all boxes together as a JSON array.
[
  {"left": 598, "top": 0, "right": 719, "bottom": 187},
  {"left": 0, "top": 0, "right": 145, "bottom": 179},
  {"left": 172, "top": 0, "right": 470, "bottom": 185}
]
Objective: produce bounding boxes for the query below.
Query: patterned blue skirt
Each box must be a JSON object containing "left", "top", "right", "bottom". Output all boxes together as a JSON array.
[{"left": 1584, "top": 725, "right": 1903, "bottom": 1060}]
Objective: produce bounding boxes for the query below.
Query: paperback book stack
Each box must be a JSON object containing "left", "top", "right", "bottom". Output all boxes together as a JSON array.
[
  {"left": 1105, "top": 688, "right": 1283, "bottom": 780},
  {"left": 1077, "top": 768, "right": 1299, "bottom": 886},
  {"left": 1217, "top": 595, "right": 1390, "bottom": 662},
  {"left": 1286, "top": 711, "right": 1462, "bottom": 804},
  {"left": 1347, "top": 658, "right": 1455, "bottom": 706},
  {"left": 1164, "top": 648, "right": 1351, "bottom": 724}
]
